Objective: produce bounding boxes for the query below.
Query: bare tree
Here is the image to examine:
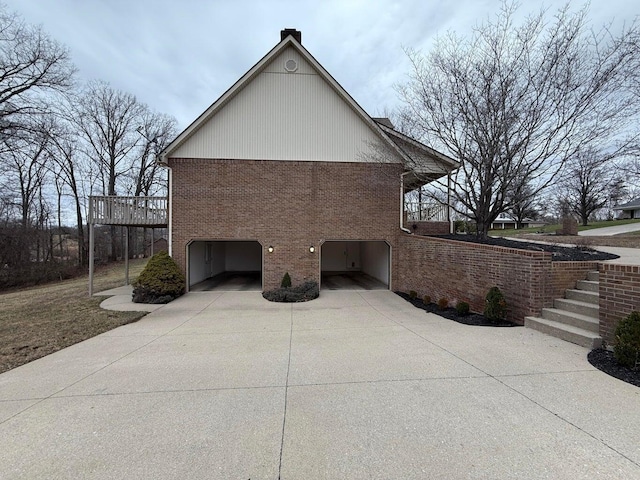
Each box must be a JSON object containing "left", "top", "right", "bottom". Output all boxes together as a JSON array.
[
  {"left": 128, "top": 111, "right": 176, "bottom": 197},
  {"left": 45, "top": 118, "right": 88, "bottom": 265},
  {"left": 73, "top": 81, "right": 144, "bottom": 197},
  {"left": 0, "top": 5, "right": 75, "bottom": 140},
  {"left": 560, "top": 148, "right": 618, "bottom": 226},
  {"left": 397, "top": 2, "right": 640, "bottom": 238},
  {"left": 0, "top": 114, "right": 51, "bottom": 264},
  {"left": 506, "top": 183, "right": 540, "bottom": 229},
  {"left": 72, "top": 81, "right": 146, "bottom": 260}
]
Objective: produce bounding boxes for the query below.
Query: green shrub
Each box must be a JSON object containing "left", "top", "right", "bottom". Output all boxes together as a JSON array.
[
  {"left": 484, "top": 286, "right": 507, "bottom": 322},
  {"left": 132, "top": 251, "right": 185, "bottom": 304},
  {"left": 456, "top": 301, "right": 470, "bottom": 316},
  {"left": 263, "top": 280, "right": 319, "bottom": 303},
  {"left": 614, "top": 311, "right": 640, "bottom": 369},
  {"left": 423, "top": 295, "right": 431, "bottom": 305},
  {"left": 409, "top": 290, "right": 417, "bottom": 299},
  {"left": 281, "top": 272, "right": 292, "bottom": 288},
  {"left": 437, "top": 297, "right": 449, "bottom": 310}
]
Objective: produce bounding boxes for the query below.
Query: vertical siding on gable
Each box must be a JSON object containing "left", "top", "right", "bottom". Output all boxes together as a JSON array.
[{"left": 171, "top": 55, "right": 388, "bottom": 162}]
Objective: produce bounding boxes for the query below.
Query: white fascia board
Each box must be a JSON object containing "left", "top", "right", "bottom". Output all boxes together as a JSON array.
[{"left": 377, "top": 123, "right": 460, "bottom": 170}]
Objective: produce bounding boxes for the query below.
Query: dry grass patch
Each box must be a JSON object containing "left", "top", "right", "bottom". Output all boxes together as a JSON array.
[{"left": 0, "top": 259, "right": 149, "bottom": 374}]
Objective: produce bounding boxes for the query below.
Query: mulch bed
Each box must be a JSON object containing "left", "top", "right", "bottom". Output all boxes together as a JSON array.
[
  {"left": 588, "top": 349, "right": 640, "bottom": 387},
  {"left": 431, "top": 234, "right": 620, "bottom": 262},
  {"left": 399, "top": 291, "right": 639, "bottom": 388},
  {"left": 396, "top": 291, "right": 520, "bottom": 327}
]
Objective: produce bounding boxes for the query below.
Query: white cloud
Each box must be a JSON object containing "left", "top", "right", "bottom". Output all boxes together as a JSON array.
[{"left": 5, "top": 0, "right": 638, "bottom": 129}]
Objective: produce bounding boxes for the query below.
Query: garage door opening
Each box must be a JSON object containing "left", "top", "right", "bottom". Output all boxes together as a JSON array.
[
  {"left": 188, "top": 240, "right": 262, "bottom": 291},
  {"left": 321, "top": 241, "right": 390, "bottom": 290}
]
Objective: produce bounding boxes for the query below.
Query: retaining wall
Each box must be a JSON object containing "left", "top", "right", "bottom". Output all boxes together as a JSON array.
[
  {"left": 397, "top": 234, "right": 598, "bottom": 324},
  {"left": 599, "top": 264, "right": 640, "bottom": 346}
]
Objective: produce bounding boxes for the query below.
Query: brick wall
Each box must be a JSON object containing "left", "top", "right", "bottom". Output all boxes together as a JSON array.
[
  {"left": 549, "top": 262, "right": 599, "bottom": 306},
  {"left": 168, "top": 158, "right": 402, "bottom": 290},
  {"left": 408, "top": 221, "right": 450, "bottom": 236},
  {"left": 396, "top": 235, "right": 600, "bottom": 325},
  {"left": 599, "top": 264, "right": 640, "bottom": 346}
]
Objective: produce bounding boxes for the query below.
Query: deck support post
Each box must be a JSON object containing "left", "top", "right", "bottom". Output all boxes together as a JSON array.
[
  {"left": 125, "top": 226, "right": 129, "bottom": 285},
  {"left": 89, "top": 222, "right": 94, "bottom": 296}
]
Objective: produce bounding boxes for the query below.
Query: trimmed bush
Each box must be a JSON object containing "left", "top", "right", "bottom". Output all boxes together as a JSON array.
[
  {"left": 409, "top": 290, "right": 417, "bottom": 299},
  {"left": 281, "top": 272, "right": 292, "bottom": 288},
  {"left": 437, "top": 297, "right": 449, "bottom": 310},
  {"left": 614, "top": 311, "right": 640, "bottom": 370},
  {"left": 484, "top": 286, "right": 507, "bottom": 322},
  {"left": 456, "top": 301, "right": 470, "bottom": 316},
  {"left": 263, "top": 280, "right": 319, "bottom": 303},
  {"left": 132, "top": 251, "right": 185, "bottom": 304},
  {"left": 423, "top": 295, "right": 431, "bottom": 305}
]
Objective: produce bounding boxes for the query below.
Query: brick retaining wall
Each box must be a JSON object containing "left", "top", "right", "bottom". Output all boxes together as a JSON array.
[
  {"left": 550, "top": 262, "right": 599, "bottom": 304},
  {"left": 599, "top": 264, "right": 640, "bottom": 346},
  {"left": 397, "top": 234, "right": 599, "bottom": 325}
]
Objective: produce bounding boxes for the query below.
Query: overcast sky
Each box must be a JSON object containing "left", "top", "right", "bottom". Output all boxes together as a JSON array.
[{"left": 6, "top": 0, "right": 638, "bottom": 131}]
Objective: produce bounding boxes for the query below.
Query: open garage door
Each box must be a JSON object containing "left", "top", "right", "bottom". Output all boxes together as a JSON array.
[
  {"left": 188, "top": 240, "right": 262, "bottom": 291},
  {"left": 321, "top": 241, "right": 389, "bottom": 290}
]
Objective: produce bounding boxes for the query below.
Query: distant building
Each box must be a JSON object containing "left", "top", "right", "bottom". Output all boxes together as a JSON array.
[
  {"left": 490, "top": 213, "right": 545, "bottom": 230},
  {"left": 613, "top": 197, "right": 640, "bottom": 219}
]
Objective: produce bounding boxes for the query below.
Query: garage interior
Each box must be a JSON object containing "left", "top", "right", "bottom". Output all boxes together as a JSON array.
[
  {"left": 188, "top": 240, "right": 262, "bottom": 291},
  {"left": 321, "top": 241, "right": 389, "bottom": 290}
]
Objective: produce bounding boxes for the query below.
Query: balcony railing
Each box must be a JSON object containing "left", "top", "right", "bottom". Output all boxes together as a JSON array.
[
  {"left": 405, "top": 201, "right": 448, "bottom": 222},
  {"left": 89, "top": 196, "right": 168, "bottom": 226}
]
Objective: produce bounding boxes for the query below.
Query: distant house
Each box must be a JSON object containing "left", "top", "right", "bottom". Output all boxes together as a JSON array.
[
  {"left": 613, "top": 197, "right": 640, "bottom": 219},
  {"left": 490, "top": 213, "right": 545, "bottom": 230}
]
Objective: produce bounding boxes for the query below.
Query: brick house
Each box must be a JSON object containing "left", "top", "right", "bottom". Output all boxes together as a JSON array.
[{"left": 159, "top": 29, "right": 457, "bottom": 292}]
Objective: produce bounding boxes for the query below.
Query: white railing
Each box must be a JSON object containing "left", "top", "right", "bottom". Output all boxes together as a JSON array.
[
  {"left": 89, "top": 196, "right": 168, "bottom": 226},
  {"left": 405, "top": 201, "right": 448, "bottom": 221}
]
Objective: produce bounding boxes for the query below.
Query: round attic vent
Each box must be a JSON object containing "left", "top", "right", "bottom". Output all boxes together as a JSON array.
[{"left": 284, "top": 59, "right": 298, "bottom": 72}]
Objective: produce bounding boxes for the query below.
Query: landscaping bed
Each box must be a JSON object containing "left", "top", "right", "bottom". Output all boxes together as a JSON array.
[
  {"left": 396, "top": 291, "right": 520, "bottom": 327},
  {"left": 431, "top": 234, "right": 619, "bottom": 261},
  {"left": 588, "top": 349, "right": 640, "bottom": 388}
]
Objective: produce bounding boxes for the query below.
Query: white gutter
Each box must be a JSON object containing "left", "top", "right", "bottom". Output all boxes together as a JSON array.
[{"left": 400, "top": 172, "right": 412, "bottom": 234}]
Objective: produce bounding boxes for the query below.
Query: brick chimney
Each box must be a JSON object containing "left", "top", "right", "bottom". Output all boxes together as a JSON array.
[{"left": 280, "top": 28, "right": 302, "bottom": 44}]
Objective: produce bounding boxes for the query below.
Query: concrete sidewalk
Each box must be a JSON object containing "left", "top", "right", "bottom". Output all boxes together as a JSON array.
[{"left": 2, "top": 291, "right": 639, "bottom": 479}]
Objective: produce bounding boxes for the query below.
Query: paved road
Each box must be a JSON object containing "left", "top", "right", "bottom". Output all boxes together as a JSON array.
[
  {"left": 578, "top": 222, "right": 640, "bottom": 236},
  {"left": 2, "top": 291, "right": 639, "bottom": 479}
]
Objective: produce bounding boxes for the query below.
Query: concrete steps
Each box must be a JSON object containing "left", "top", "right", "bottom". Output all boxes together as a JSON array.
[{"left": 525, "top": 271, "right": 602, "bottom": 349}]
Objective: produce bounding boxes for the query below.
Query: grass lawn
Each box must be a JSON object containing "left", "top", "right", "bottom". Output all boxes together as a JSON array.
[
  {"left": 490, "top": 218, "right": 640, "bottom": 237},
  {"left": 0, "top": 258, "right": 149, "bottom": 374}
]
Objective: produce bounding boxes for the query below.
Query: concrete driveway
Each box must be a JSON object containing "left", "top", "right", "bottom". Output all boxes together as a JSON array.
[
  {"left": 2, "top": 291, "right": 639, "bottom": 479},
  {"left": 578, "top": 222, "right": 640, "bottom": 236}
]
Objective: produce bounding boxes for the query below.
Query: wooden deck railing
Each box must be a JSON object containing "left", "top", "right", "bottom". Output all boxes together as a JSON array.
[{"left": 89, "top": 196, "right": 168, "bottom": 226}]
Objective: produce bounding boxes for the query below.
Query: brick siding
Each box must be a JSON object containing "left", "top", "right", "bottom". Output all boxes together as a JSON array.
[
  {"left": 408, "top": 221, "right": 450, "bottom": 236},
  {"left": 168, "top": 158, "right": 402, "bottom": 290},
  {"left": 599, "top": 264, "right": 640, "bottom": 346}
]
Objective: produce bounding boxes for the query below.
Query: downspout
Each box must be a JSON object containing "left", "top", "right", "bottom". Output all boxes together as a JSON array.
[
  {"left": 400, "top": 172, "right": 412, "bottom": 234},
  {"left": 158, "top": 154, "right": 172, "bottom": 256},
  {"left": 167, "top": 166, "right": 173, "bottom": 256},
  {"left": 447, "top": 172, "right": 453, "bottom": 234}
]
